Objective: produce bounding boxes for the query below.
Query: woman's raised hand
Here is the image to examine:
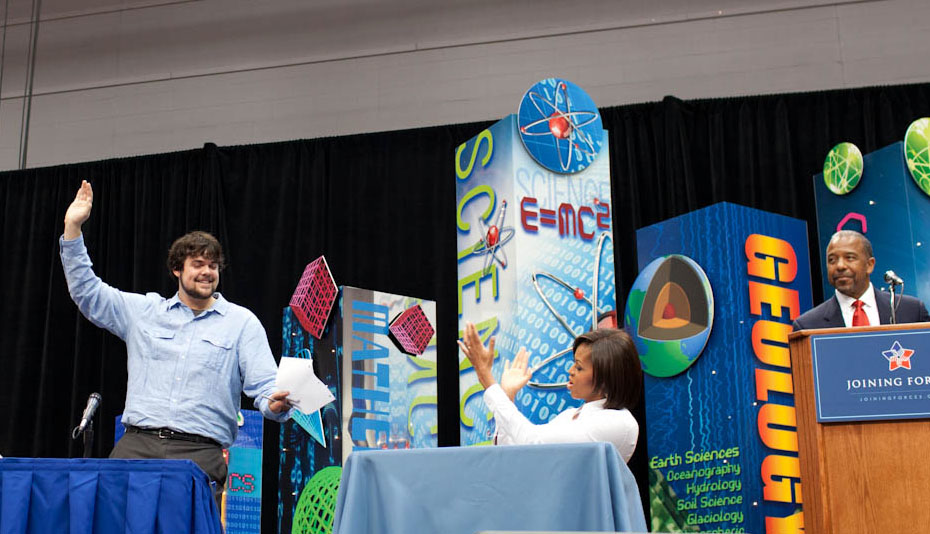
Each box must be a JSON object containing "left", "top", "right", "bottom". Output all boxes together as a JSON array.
[
  {"left": 501, "top": 347, "right": 532, "bottom": 400},
  {"left": 458, "top": 322, "right": 496, "bottom": 389}
]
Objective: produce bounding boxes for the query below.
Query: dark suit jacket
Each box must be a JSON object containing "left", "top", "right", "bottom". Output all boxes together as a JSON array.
[{"left": 792, "top": 287, "right": 930, "bottom": 331}]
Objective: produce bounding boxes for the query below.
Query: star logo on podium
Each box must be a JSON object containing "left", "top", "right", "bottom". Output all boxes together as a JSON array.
[{"left": 882, "top": 341, "right": 914, "bottom": 371}]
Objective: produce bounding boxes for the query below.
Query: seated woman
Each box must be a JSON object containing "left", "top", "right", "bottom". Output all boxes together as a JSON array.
[{"left": 459, "top": 322, "right": 642, "bottom": 462}]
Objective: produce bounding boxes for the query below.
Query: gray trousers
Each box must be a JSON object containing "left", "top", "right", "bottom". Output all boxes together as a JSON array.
[{"left": 111, "top": 430, "right": 227, "bottom": 511}]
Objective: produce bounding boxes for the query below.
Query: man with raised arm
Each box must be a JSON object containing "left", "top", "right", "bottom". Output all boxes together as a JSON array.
[{"left": 61, "top": 180, "right": 292, "bottom": 504}]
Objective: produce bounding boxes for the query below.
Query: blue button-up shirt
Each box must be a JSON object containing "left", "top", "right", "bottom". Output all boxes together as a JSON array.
[{"left": 61, "top": 235, "right": 289, "bottom": 448}]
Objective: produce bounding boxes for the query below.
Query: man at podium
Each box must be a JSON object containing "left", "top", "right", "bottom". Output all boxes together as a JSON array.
[{"left": 793, "top": 230, "right": 929, "bottom": 330}]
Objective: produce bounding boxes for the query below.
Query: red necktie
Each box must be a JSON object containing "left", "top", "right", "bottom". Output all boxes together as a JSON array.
[{"left": 852, "top": 300, "right": 870, "bottom": 326}]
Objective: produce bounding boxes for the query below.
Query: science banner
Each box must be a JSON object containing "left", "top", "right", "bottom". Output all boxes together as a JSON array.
[
  {"left": 628, "top": 202, "right": 811, "bottom": 533},
  {"left": 224, "top": 410, "right": 264, "bottom": 534},
  {"left": 455, "top": 78, "right": 616, "bottom": 445},
  {"left": 277, "top": 287, "right": 437, "bottom": 534}
]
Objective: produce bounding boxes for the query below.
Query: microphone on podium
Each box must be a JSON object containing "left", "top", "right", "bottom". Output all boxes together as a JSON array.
[
  {"left": 884, "top": 270, "right": 904, "bottom": 286},
  {"left": 72, "top": 392, "right": 101, "bottom": 439},
  {"left": 883, "top": 271, "right": 903, "bottom": 324}
]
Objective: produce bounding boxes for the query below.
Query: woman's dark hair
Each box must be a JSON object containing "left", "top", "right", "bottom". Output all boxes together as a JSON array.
[
  {"left": 166, "top": 231, "right": 225, "bottom": 275},
  {"left": 572, "top": 328, "right": 643, "bottom": 410}
]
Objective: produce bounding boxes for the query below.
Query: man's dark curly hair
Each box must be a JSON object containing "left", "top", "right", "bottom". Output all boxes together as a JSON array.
[{"left": 166, "top": 231, "right": 225, "bottom": 275}]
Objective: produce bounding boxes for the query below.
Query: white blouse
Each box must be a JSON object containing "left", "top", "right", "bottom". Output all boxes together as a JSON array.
[{"left": 483, "top": 383, "right": 639, "bottom": 463}]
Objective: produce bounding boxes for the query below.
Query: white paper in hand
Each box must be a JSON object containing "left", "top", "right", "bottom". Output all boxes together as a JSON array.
[{"left": 276, "top": 356, "right": 335, "bottom": 415}]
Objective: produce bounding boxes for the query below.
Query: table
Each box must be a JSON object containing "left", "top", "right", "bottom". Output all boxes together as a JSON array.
[
  {"left": 332, "top": 442, "right": 646, "bottom": 534},
  {"left": 0, "top": 458, "right": 221, "bottom": 534}
]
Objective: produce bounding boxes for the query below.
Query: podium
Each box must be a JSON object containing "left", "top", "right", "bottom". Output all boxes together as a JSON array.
[
  {"left": 789, "top": 323, "right": 930, "bottom": 534},
  {"left": 0, "top": 458, "right": 221, "bottom": 534}
]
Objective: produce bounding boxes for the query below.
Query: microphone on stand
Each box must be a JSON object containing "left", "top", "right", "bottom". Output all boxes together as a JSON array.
[
  {"left": 72, "top": 392, "right": 101, "bottom": 439},
  {"left": 884, "top": 271, "right": 903, "bottom": 286},
  {"left": 884, "top": 271, "right": 903, "bottom": 324}
]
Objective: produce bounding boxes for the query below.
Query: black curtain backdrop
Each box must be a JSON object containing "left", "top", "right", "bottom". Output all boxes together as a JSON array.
[{"left": 2, "top": 82, "right": 929, "bottom": 532}]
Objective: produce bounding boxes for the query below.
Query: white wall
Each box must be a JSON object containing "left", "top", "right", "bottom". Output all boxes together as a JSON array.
[{"left": 0, "top": 0, "right": 927, "bottom": 170}]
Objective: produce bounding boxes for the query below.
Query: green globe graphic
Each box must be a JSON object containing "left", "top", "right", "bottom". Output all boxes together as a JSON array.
[
  {"left": 623, "top": 255, "right": 714, "bottom": 378},
  {"left": 822, "top": 142, "right": 863, "bottom": 195},
  {"left": 905, "top": 118, "right": 930, "bottom": 197},
  {"left": 292, "top": 466, "right": 342, "bottom": 534}
]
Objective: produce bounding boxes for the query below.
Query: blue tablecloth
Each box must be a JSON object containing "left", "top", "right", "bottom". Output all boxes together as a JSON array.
[
  {"left": 332, "top": 442, "right": 646, "bottom": 534},
  {"left": 0, "top": 458, "right": 221, "bottom": 534}
]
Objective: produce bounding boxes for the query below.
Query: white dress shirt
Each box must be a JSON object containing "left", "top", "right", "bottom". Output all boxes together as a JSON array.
[
  {"left": 483, "top": 384, "right": 639, "bottom": 463},
  {"left": 835, "top": 282, "right": 880, "bottom": 327}
]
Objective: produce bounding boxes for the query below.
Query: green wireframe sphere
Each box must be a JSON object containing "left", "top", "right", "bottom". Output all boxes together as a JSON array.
[
  {"left": 905, "top": 118, "right": 930, "bottom": 197},
  {"left": 292, "top": 466, "right": 342, "bottom": 534},
  {"left": 823, "top": 142, "right": 863, "bottom": 195}
]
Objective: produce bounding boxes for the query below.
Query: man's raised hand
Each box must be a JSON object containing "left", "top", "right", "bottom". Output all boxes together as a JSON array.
[{"left": 64, "top": 180, "right": 93, "bottom": 240}]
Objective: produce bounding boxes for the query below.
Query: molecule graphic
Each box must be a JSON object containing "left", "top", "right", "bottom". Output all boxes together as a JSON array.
[
  {"left": 527, "top": 232, "right": 614, "bottom": 389},
  {"left": 518, "top": 78, "right": 604, "bottom": 174},
  {"left": 469, "top": 199, "right": 515, "bottom": 276}
]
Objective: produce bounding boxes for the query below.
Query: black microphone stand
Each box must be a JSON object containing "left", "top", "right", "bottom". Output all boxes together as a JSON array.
[
  {"left": 889, "top": 282, "right": 897, "bottom": 325},
  {"left": 82, "top": 420, "right": 94, "bottom": 459}
]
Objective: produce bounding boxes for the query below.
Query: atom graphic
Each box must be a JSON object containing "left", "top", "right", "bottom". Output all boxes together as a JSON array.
[
  {"left": 527, "top": 232, "right": 614, "bottom": 389},
  {"left": 469, "top": 199, "right": 515, "bottom": 275},
  {"left": 518, "top": 79, "right": 604, "bottom": 174}
]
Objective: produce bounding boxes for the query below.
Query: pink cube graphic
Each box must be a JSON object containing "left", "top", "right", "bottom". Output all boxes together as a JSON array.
[
  {"left": 388, "top": 304, "right": 435, "bottom": 355},
  {"left": 289, "top": 256, "right": 338, "bottom": 339}
]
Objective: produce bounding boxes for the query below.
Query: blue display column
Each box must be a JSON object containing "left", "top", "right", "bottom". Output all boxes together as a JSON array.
[
  {"left": 626, "top": 202, "right": 812, "bottom": 534},
  {"left": 454, "top": 114, "right": 615, "bottom": 446},
  {"left": 277, "top": 287, "right": 437, "bottom": 534}
]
